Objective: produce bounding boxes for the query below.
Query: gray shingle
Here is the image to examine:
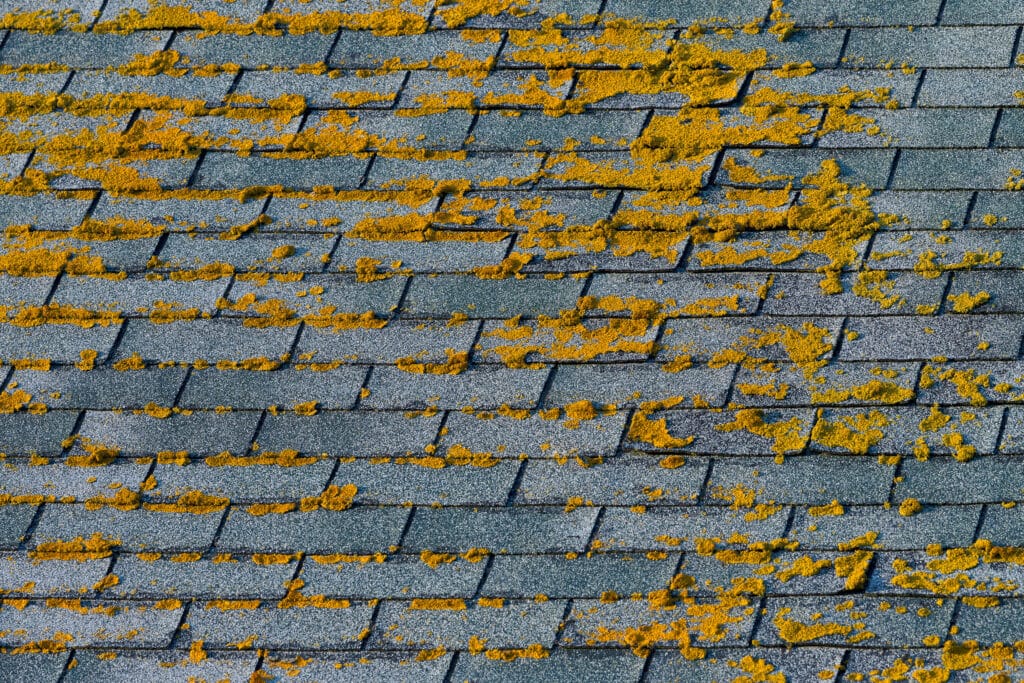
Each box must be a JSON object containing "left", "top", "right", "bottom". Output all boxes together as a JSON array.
[
  {"left": 110, "top": 554, "right": 293, "bottom": 600},
  {"left": 0, "top": 31, "right": 171, "bottom": 68},
  {"left": 454, "top": 649, "right": 645, "bottom": 683},
  {"left": 708, "top": 456, "right": 895, "bottom": 505},
  {"left": 74, "top": 410, "right": 260, "bottom": 455},
  {"left": 0, "top": 600, "right": 184, "bottom": 649},
  {"left": 0, "top": 505, "right": 39, "bottom": 549},
  {"left": 362, "top": 365, "right": 549, "bottom": 410},
  {"left": 841, "top": 315, "right": 1023, "bottom": 360},
  {"left": 171, "top": 31, "right": 335, "bottom": 68},
  {"left": 917, "top": 69, "right": 1024, "bottom": 106},
  {"left": 0, "top": 412, "right": 80, "bottom": 455},
  {"left": 647, "top": 648, "right": 844, "bottom": 683},
  {"left": 756, "top": 596, "right": 953, "bottom": 646},
  {"left": 893, "top": 149, "right": 1024, "bottom": 190},
  {"left": 189, "top": 603, "right": 374, "bottom": 649},
  {"left": 545, "top": 362, "right": 735, "bottom": 408},
  {"left": 233, "top": 69, "right": 405, "bottom": 109},
  {"left": 179, "top": 366, "right": 366, "bottom": 410},
  {"left": 152, "top": 459, "right": 336, "bottom": 502},
  {"left": 403, "top": 506, "right": 600, "bottom": 554},
  {"left": 9, "top": 367, "right": 186, "bottom": 410},
  {"left": 514, "top": 455, "right": 708, "bottom": 506},
  {"left": 817, "top": 107, "right": 997, "bottom": 148},
  {"left": 112, "top": 319, "right": 297, "bottom": 364},
  {"left": 369, "top": 599, "right": 567, "bottom": 649},
  {"left": 482, "top": 552, "right": 680, "bottom": 598},
  {"left": 0, "top": 552, "right": 109, "bottom": 595},
  {"left": 216, "top": 507, "right": 410, "bottom": 554},
  {"left": 0, "top": 653, "right": 68, "bottom": 683},
  {"left": 300, "top": 553, "right": 486, "bottom": 599},
  {"left": 786, "top": 0, "right": 942, "bottom": 25},
  {"left": 255, "top": 411, "right": 441, "bottom": 456},
  {"left": 438, "top": 409, "right": 627, "bottom": 460},
  {"left": 843, "top": 26, "right": 1017, "bottom": 68},
  {"left": 401, "top": 274, "right": 585, "bottom": 318},
  {"left": 333, "top": 458, "right": 521, "bottom": 506},
  {"left": 195, "top": 152, "right": 370, "bottom": 191},
  {"left": 789, "top": 503, "right": 982, "bottom": 549},
  {"left": 64, "top": 651, "right": 257, "bottom": 683},
  {"left": 330, "top": 28, "right": 500, "bottom": 68},
  {"left": 595, "top": 507, "right": 791, "bottom": 551},
  {"left": 941, "top": 0, "right": 1024, "bottom": 23},
  {"left": 31, "top": 504, "right": 223, "bottom": 553},
  {"left": 295, "top": 319, "right": 479, "bottom": 366}
]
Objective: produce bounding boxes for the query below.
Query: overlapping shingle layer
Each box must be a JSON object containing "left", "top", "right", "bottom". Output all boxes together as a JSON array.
[{"left": 1, "top": 0, "right": 1024, "bottom": 680}]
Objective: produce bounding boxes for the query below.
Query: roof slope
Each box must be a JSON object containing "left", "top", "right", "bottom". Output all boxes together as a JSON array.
[{"left": 0, "top": 0, "right": 1023, "bottom": 680}]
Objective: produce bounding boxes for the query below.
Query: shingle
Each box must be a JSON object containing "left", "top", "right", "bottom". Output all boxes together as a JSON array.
[
  {"left": 401, "top": 274, "right": 586, "bottom": 318},
  {"left": 893, "top": 149, "right": 1024, "bottom": 190},
  {"left": 749, "top": 70, "right": 921, "bottom": 107},
  {"left": 403, "top": 506, "right": 600, "bottom": 554},
  {"left": 785, "top": 0, "right": 943, "bottom": 25},
  {"left": 761, "top": 272, "right": 948, "bottom": 315},
  {"left": 311, "top": 109, "right": 475, "bottom": 151},
  {"left": 647, "top": 648, "right": 844, "bottom": 683},
  {"left": 188, "top": 603, "right": 374, "bottom": 649},
  {"left": 917, "top": 69, "right": 1024, "bottom": 106},
  {"left": 9, "top": 367, "right": 186, "bottom": 410},
  {"left": 945, "top": 270, "right": 1024, "bottom": 313},
  {"left": 255, "top": 411, "right": 441, "bottom": 456},
  {"left": 561, "top": 596, "right": 756, "bottom": 647},
  {"left": 437, "top": 410, "right": 627, "bottom": 460},
  {"left": 996, "top": 407, "right": 1024, "bottom": 454},
  {"left": 179, "top": 366, "right": 367, "bottom": 410},
  {"left": 545, "top": 362, "right": 735, "bottom": 408},
  {"left": 0, "top": 31, "right": 171, "bottom": 68},
  {"left": 52, "top": 274, "right": 228, "bottom": 314},
  {"left": 454, "top": 649, "right": 645, "bottom": 683},
  {"left": 841, "top": 315, "right": 1023, "bottom": 360},
  {"left": 810, "top": 406, "right": 1004, "bottom": 456},
  {"left": 332, "top": 459, "right": 520, "bottom": 506},
  {"left": 0, "top": 461, "right": 149, "bottom": 501},
  {"left": 717, "top": 148, "right": 897, "bottom": 189},
  {"left": 482, "top": 552, "right": 680, "bottom": 598},
  {"left": 694, "top": 28, "right": 847, "bottom": 67},
  {"left": 731, "top": 361, "right": 920, "bottom": 407},
  {"left": 194, "top": 152, "right": 370, "bottom": 191},
  {"left": 295, "top": 319, "right": 479, "bottom": 366},
  {"left": 98, "top": 0, "right": 266, "bottom": 22},
  {"left": 870, "top": 190, "right": 972, "bottom": 229},
  {"left": 268, "top": 653, "right": 452, "bottom": 682},
  {"left": 112, "top": 319, "right": 297, "bottom": 364},
  {"left": 232, "top": 69, "right": 406, "bottom": 109},
  {"left": 0, "top": 505, "right": 40, "bottom": 549},
  {"left": 941, "top": 0, "right": 1024, "bottom": 23},
  {"left": 623, "top": 408, "right": 814, "bottom": 456},
  {"left": 0, "top": 324, "right": 122, "bottom": 365},
  {"left": 817, "top": 108, "right": 997, "bottom": 148},
  {"left": 601, "top": 0, "right": 767, "bottom": 23},
  {"left": 64, "top": 71, "right": 235, "bottom": 105},
  {"left": 152, "top": 459, "right": 336, "bottom": 501},
  {"left": 333, "top": 233, "right": 511, "bottom": 272},
  {"left": 469, "top": 110, "right": 649, "bottom": 151},
  {"left": 434, "top": 0, "right": 600, "bottom": 27},
  {"left": 330, "top": 28, "right": 500, "bottom": 68},
  {"left": 979, "top": 504, "right": 1024, "bottom": 545},
  {"left": 64, "top": 651, "right": 257, "bottom": 683},
  {"left": 789, "top": 503, "right": 982, "bottom": 549},
  {"left": 216, "top": 507, "right": 410, "bottom": 554},
  {"left": 170, "top": 31, "right": 335, "bottom": 68},
  {"left": 369, "top": 599, "right": 567, "bottom": 649},
  {"left": 110, "top": 553, "right": 293, "bottom": 600},
  {"left": 74, "top": 410, "right": 260, "bottom": 455},
  {"left": 0, "top": 412, "right": 80, "bottom": 455},
  {"left": 0, "top": 194, "right": 93, "bottom": 229},
  {"left": 756, "top": 596, "right": 953, "bottom": 646},
  {"left": 156, "top": 233, "right": 331, "bottom": 274},
  {"left": 970, "top": 190, "right": 1024, "bottom": 227},
  {"left": 90, "top": 194, "right": 265, "bottom": 233},
  {"left": 869, "top": 229, "right": 1024, "bottom": 270},
  {"left": 0, "top": 653, "right": 68, "bottom": 683},
  {"left": 0, "top": 600, "right": 184, "bottom": 649},
  {"left": 226, "top": 273, "right": 407, "bottom": 317},
  {"left": 31, "top": 504, "right": 223, "bottom": 552},
  {"left": 300, "top": 553, "right": 486, "bottom": 599},
  {"left": 514, "top": 455, "right": 708, "bottom": 506},
  {"left": 0, "top": 552, "right": 109, "bottom": 595},
  {"left": 595, "top": 507, "right": 791, "bottom": 551},
  {"left": 362, "top": 365, "right": 549, "bottom": 410},
  {"left": 366, "top": 153, "right": 544, "bottom": 188},
  {"left": 844, "top": 26, "right": 1017, "bottom": 68},
  {"left": 708, "top": 456, "right": 895, "bottom": 505},
  {"left": 587, "top": 272, "right": 768, "bottom": 315}
]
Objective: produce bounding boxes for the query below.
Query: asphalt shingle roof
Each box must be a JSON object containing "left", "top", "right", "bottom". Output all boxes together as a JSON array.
[{"left": 0, "top": 0, "right": 1023, "bottom": 680}]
